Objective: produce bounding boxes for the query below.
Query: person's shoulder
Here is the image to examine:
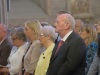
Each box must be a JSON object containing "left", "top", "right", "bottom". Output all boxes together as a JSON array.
[
  {"left": 2, "top": 38, "right": 12, "bottom": 48},
  {"left": 90, "top": 41, "right": 98, "bottom": 45},
  {"left": 71, "top": 31, "right": 83, "bottom": 41},
  {"left": 31, "top": 40, "right": 42, "bottom": 47},
  {"left": 70, "top": 32, "right": 85, "bottom": 46},
  {"left": 5, "top": 37, "right": 13, "bottom": 45},
  {"left": 87, "top": 41, "right": 98, "bottom": 49}
]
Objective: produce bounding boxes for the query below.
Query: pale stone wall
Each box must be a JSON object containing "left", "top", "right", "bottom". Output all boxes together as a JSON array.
[
  {"left": 47, "top": 0, "right": 67, "bottom": 17},
  {"left": 33, "top": 0, "right": 100, "bottom": 24},
  {"left": 33, "top": 0, "right": 40, "bottom": 6},
  {"left": 90, "top": 0, "right": 100, "bottom": 23},
  {"left": 33, "top": 0, "right": 67, "bottom": 18},
  {"left": 33, "top": 0, "right": 46, "bottom": 12}
]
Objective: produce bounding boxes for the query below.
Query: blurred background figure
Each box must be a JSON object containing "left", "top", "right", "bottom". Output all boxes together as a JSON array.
[
  {"left": 96, "top": 22, "right": 100, "bottom": 63},
  {"left": 95, "top": 22, "right": 100, "bottom": 39},
  {"left": 87, "top": 31, "right": 100, "bottom": 75},
  {"left": 35, "top": 25, "right": 57, "bottom": 75},
  {"left": 74, "top": 19, "right": 84, "bottom": 35},
  {"left": 23, "top": 20, "right": 43, "bottom": 75},
  {"left": 0, "top": 24, "right": 13, "bottom": 66},
  {"left": 1, "top": 27, "right": 28, "bottom": 75},
  {"left": 87, "top": 21, "right": 100, "bottom": 75},
  {"left": 87, "top": 53, "right": 100, "bottom": 75},
  {"left": 41, "top": 22, "right": 50, "bottom": 26},
  {"left": 80, "top": 24, "right": 98, "bottom": 74}
]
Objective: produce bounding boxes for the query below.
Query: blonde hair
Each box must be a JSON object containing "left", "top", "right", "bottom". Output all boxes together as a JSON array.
[
  {"left": 25, "top": 20, "right": 42, "bottom": 39},
  {"left": 81, "top": 24, "right": 97, "bottom": 46}
]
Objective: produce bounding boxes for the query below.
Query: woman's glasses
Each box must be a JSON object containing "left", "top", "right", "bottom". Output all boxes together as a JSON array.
[{"left": 11, "top": 37, "right": 18, "bottom": 41}]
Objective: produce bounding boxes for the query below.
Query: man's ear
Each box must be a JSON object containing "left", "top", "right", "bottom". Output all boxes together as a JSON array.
[{"left": 65, "top": 23, "right": 70, "bottom": 30}]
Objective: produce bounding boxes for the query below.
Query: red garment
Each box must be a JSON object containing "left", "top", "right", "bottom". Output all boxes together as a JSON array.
[{"left": 55, "top": 40, "right": 64, "bottom": 55}]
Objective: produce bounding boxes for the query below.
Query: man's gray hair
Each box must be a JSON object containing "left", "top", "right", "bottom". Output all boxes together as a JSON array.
[{"left": 66, "top": 14, "right": 75, "bottom": 29}]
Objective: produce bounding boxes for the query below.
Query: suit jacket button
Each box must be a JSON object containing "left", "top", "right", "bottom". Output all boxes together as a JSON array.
[{"left": 43, "top": 57, "right": 45, "bottom": 59}]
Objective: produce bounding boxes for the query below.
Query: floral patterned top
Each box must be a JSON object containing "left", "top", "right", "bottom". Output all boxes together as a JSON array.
[{"left": 86, "top": 41, "right": 98, "bottom": 73}]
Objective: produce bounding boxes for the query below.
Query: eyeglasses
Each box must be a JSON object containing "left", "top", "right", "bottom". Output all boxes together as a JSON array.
[
  {"left": 11, "top": 37, "right": 18, "bottom": 41},
  {"left": 39, "top": 34, "right": 44, "bottom": 36},
  {"left": 24, "top": 27, "right": 27, "bottom": 31}
]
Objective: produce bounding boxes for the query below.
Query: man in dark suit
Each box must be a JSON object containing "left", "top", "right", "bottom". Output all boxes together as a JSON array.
[
  {"left": 0, "top": 24, "right": 12, "bottom": 66},
  {"left": 46, "top": 14, "right": 86, "bottom": 75}
]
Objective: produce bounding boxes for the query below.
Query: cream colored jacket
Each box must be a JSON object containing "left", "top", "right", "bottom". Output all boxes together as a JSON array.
[{"left": 24, "top": 40, "right": 43, "bottom": 74}]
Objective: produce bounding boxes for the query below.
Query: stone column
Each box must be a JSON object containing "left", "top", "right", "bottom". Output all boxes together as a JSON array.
[
  {"left": 0, "top": 0, "right": 8, "bottom": 27},
  {"left": 0, "top": 0, "right": 2, "bottom": 23}
]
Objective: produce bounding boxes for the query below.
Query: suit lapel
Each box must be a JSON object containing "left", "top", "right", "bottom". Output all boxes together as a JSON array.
[
  {"left": 50, "top": 31, "right": 77, "bottom": 63},
  {"left": 50, "top": 42, "right": 59, "bottom": 60},
  {"left": 51, "top": 42, "right": 67, "bottom": 61},
  {"left": 0, "top": 38, "right": 7, "bottom": 49}
]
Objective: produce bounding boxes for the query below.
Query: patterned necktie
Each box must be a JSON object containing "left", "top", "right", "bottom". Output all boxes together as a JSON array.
[{"left": 55, "top": 40, "right": 64, "bottom": 55}]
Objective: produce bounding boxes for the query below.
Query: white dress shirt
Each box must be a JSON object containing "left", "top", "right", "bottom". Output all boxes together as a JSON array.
[{"left": 62, "top": 30, "right": 73, "bottom": 42}]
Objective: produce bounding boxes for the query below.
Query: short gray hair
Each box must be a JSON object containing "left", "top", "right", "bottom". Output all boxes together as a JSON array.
[
  {"left": 66, "top": 14, "right": 75, "bottom": 29},
  {"left": 11, "top": 27, "right": 27, "bottom": 42},
  {"left": 41, "top": 25, "right": 57, "bottom": 42}
]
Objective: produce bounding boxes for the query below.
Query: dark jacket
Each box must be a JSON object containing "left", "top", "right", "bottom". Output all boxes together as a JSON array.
[
  {"left": 46, "top": 31, "right": 86, "bottom": 75},
  {"left": 0, "top": 37, "right": 13, "bottom": 66}
]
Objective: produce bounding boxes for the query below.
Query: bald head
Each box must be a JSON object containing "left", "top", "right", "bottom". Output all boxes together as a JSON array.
[{"left": 0, "top": 24, "right": 7, "bottom": 41}]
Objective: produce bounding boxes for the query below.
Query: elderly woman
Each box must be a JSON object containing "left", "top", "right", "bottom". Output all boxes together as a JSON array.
[
  {"left": 35, "top": 25, "right": 57, "bottom": 75},
  {"left": 80, "top": 24, "right": 98, "bottom": 74},
  {"left": 1, "top": 27, "right": 28, "bottom": 75},
  {"left": 23, "top": 20, "right": 43, "bottom": 75}
]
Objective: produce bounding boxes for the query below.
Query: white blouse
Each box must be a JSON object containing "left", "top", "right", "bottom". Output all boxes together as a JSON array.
[
  {"left": 9, "top": 42, "right": 29, "bottom": 75},
  {"left": 7, "top": 46, "right": 18, "bottom": 68}
]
